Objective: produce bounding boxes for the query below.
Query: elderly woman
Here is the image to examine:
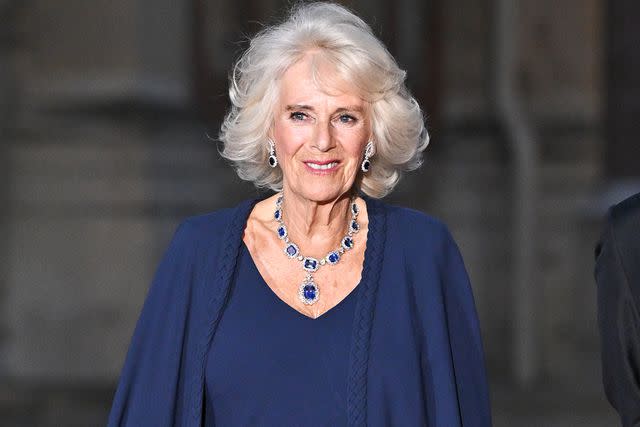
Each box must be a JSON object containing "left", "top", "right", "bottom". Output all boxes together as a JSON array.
[{"left": 108, "top": 2, "right": 491, "bottom": 426}]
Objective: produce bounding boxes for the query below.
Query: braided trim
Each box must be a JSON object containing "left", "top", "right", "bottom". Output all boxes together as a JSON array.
[
  {"left": 347, "top": 196, "right": 387, "bottom": 426},
  {"left": 191, "top": 198, "right": 257, "bottom": 422}
]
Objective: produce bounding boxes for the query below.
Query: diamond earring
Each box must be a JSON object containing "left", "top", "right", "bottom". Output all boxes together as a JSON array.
[
  {"left": 268, "top": 139, "right": 278, "bottom": 168},
  {"left": 361, "top": 141, "right": 374, "bottom": 172}
]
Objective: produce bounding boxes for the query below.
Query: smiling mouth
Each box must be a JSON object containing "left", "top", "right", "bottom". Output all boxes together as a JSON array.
[{"left": 305, "top": 161, "right": 339, "bottom": 171}]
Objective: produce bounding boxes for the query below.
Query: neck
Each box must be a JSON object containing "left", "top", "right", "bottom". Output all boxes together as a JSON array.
[{"left": 280, "top": 190, "right": 353, "bottom": 252}]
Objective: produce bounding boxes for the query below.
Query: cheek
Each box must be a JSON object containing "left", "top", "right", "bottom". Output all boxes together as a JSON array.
[
  {"left": 274, "top": 123, "right": 309, "bottom": 157},
  {"left": 347, "top": 143, "right": 366, "bottom": 159},
  {"left": 339, "top": 132, "right": 368, "bottom": 163}
]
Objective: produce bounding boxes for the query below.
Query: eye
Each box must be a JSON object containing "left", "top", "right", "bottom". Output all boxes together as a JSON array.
[
  {"left": 290, "top": 111, "right": 308, "bottom": 121},
  {"left": 337, "top": 114, "right": 357, "bottom": 124}
]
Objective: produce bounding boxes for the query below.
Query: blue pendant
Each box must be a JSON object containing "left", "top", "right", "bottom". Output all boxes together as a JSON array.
[{"left": 298, "top": 277, "right": 319, "bottom": 305}]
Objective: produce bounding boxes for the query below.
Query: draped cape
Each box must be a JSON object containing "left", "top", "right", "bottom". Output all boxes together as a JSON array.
[{"left": 107, "top": 197, "right": 492, "bottom": 426}]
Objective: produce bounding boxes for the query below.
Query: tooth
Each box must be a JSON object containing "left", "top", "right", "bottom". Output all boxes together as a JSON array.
[{"left": 307, "top": 162, "right": 336, "bottom": 170}]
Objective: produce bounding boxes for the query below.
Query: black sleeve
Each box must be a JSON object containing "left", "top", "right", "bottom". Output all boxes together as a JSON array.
[{"left": 595, "top": 218, "right": 640, "bottom": 427}]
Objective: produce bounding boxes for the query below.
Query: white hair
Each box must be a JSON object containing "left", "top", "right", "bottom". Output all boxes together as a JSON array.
[{"left": 219, "top": 1, "right": 429, "bottom": 198}]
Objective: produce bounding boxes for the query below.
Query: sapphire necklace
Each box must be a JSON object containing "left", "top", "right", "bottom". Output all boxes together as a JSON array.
[{"left": 274, "top": 194, "right": 360, "bottom": 305}]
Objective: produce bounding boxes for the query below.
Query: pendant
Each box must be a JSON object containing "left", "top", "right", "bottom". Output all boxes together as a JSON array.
[
  {"left": 275, "top": 193, "right": 358, "bottom": 307},
  {"left": 298, "top": 274, "right": 319, "bottom": 305}
]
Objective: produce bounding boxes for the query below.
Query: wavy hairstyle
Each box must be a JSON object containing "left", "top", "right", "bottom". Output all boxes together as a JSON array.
[{"left": 219, "top": 2, "right": 429, "bottom": 198}]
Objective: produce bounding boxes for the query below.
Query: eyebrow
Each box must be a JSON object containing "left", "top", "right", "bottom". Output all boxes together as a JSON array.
[
  {"left": 285, "top": 104, "right": 314, "bottom": 112},
  {"left": 285, "top": 104, "right": 365, "bottom": 113}
]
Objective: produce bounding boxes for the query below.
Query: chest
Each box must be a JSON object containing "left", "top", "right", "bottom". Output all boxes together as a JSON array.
[
  {"left": 205, "top": 247, "right": 358, "bottom": 425},
  {"left": 245, "top": 228, "right": 366, "bottom": 319}
]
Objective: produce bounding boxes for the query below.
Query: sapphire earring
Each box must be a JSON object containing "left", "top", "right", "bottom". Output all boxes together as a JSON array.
[
  {"left": 268, "top": 139, "right": 278, "bottom": 168},
  {"left": 361, "top": 141, "right": 374, "bottom": 172}
]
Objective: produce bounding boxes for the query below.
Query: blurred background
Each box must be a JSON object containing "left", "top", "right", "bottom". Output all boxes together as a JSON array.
[{"left": 0, "top": 0, "right": 637, "bottom": 425}]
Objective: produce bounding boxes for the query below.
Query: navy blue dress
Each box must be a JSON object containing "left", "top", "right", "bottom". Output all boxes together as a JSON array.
[
  {"left": 107, "top": 198, "right": 492, "bottom": 426},
  {"left": 205, "top": 243, "right": 360, "bottom": 426}
]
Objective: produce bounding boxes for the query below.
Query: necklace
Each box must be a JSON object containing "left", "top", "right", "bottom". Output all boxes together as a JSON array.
[{"left": 274, "top": 194, "right": 360, "bottom": 305}]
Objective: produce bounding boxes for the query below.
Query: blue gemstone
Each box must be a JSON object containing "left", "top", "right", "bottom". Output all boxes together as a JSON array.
[
  {"left": 351, "top": 220, "right": 359, "bottom": 231},
  {"left": 277, "top": 226, "right": 286, "bottom": 238},
  {"left": 328, "top": 252, "right": 340, "bottom": 264},
  {"left": 303, "top": 284, "right": 316, "bottom": 300},
  {"left": 286, "top": 244, "right": 298, "bottom": 257},
  {"left": 304, "top": 259, "right": 317, "bottom": 270},
  {"left": 343, "top": 237, "right": 354, "bottom": 249},
  {"left": 351, "top": 203, "right": 359, "bottom": 215},
  {"left": 274, "top": 209, "right": 281, "bottom": 220}
]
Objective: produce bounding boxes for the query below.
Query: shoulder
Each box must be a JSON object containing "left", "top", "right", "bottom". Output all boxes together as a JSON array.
[
  {"left": 382, "top": 202, "right": 456, "bottom": 248},
  {"left": 170, "top": 198, "right": 256, "bottom": 250},
  {"left": 179, "top": 207, "right": 237, "bottom": 235},
  {"left": 600, "top": 192, "right": 640, "bottom": 281},
  {"left": 375, "top": 201, "right": 463, "bottom": 271},
  {"left": 595, "top": 193, "right": 640, "bottom": 297},
  {"left": 600, "top": 192, "right": 640, "bottom": 258},
  {"left": 609, "top": 192, "right": 640, "bottom": 231}
]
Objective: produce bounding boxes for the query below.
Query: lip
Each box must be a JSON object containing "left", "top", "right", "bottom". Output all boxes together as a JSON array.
[{"left": 303, "top": 160, "right": 340, "bottom": 174}]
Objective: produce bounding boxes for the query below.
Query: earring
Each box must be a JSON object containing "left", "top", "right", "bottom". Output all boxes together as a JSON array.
[
  {"left": 268, "top": 139, "right": 278, "bottom": 168},
  {"left": 361, "top": 141, "right": 374, "bottom": 172}
]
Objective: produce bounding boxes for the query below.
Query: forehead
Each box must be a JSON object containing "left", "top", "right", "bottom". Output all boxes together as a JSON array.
[{"left": 277, "top": 54, "right": 366, "bottom": 108}]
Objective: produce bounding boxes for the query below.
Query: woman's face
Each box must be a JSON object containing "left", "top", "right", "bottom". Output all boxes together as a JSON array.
[{"left": 271, "top": 55, "right": 370, "bottom": 204}]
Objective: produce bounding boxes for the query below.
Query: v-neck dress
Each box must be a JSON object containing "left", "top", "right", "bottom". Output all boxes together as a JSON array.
[
  {"left": 108, "top": 197, "right": 492, "bottom": 427},
  {"left": 204, "top": 242, "right": 361, "bottom": 426}
]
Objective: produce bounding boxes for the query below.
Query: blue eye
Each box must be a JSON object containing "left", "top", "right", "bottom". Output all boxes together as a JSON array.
[
  {"left": 338, "top": 114, "right": 356, "bottom": 123},
  {"left": 290, "top": 112, "right": 307, "bottom": 121}
]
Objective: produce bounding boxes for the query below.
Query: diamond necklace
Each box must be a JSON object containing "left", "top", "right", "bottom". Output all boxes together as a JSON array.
[{"left": 274, "top": 194, "right": 360, "bottom": 305}]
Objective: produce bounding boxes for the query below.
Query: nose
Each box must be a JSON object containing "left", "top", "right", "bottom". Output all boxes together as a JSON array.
[{"left": 313, "top": 120, "right": 335, "bottom": 152}]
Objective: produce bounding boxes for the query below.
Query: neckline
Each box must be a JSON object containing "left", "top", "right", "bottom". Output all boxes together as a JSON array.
[
  {"left": 241, "top": 195, "right": 373, "bottom": 321},
  {"left": 240, "top": 241, "right": 362, "bottom": 321}
]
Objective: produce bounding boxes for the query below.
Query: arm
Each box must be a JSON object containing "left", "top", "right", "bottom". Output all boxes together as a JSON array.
[
  {"left": 595, "top": 217, "right": 640, "bottom": 427},
  {"left": 107, "top": 221, "right": 196, "bottom": 427},
  {"left": 440, "top": 227, "right": 493, "bottom": 426}
]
